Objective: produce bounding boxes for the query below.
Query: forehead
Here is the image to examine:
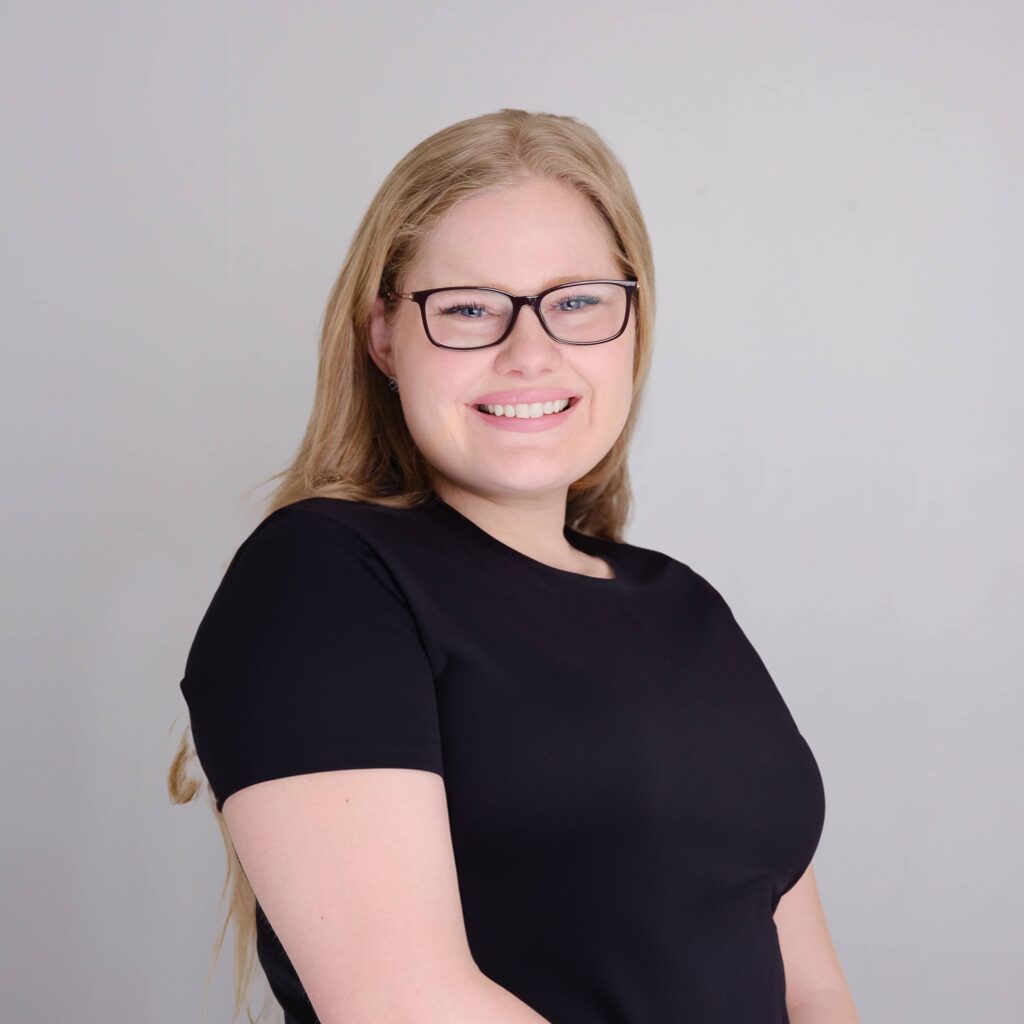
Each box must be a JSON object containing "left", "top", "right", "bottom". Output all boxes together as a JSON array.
[{"left": 410, "top": 179, "right": 620, "bottom": 291}]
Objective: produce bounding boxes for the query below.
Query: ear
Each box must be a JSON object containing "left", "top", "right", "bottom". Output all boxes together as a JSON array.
[{"left": 366, "top": 295, "right": 394, "bottom": 379}]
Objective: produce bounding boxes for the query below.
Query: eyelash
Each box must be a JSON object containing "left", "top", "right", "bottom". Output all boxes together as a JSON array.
[{"left": 439, "top": 293, "right": 598, "bottom": 316}]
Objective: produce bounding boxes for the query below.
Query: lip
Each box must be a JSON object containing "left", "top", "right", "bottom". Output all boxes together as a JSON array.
[
  {"left": 468, "top": 388, "right": 580, "bottom": 406},
  {"left": 468, "top": 394, "right": 580, "bottom": 432}
]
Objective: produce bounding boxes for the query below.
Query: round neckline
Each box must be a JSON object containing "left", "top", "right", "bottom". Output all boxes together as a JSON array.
[{"left": 428, "top": 495, "right": 620, "bottom": 584}]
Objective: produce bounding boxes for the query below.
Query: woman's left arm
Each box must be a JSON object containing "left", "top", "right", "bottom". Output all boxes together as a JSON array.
[{"left": 774, "top": 863, "right": 860, "bottom": 1023}]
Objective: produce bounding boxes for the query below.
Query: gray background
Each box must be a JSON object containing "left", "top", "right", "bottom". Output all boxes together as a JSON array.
[{"left": 2, "top": 2, "right": 1020, "bottom": 1021}]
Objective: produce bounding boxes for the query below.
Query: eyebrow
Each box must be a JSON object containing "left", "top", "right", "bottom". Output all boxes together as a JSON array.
[{"left": 442, "top": 274, "right": 613, "bottom": 294}]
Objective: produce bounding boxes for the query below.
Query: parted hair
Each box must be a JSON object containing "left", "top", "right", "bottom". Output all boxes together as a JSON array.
[{"left": 167, "top": 107, "right": 657, "bottom": 1023}]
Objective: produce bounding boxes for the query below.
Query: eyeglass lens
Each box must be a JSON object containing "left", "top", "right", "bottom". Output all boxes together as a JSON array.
[{"left": 423, "top": 282, "right": 629, "bottom": 348}]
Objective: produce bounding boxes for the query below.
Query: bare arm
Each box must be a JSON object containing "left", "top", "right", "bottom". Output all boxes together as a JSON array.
[
  {"left": 774, "top": 862, "right": 860, "bottom": 1024},
  {"left": 222, "top": 767, "right": 550, "bottom": 1024}
]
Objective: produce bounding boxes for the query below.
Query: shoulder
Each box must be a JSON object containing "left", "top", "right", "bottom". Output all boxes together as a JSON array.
[
  {"left": 591, "top": 529, "right": 728, "bottom": 601},
  {"left": 183, "top": 498, "right": 435, "bottom": 692},
  {"left": 232, "top": 497, "right": 410, "bottom": 572},
  {"left": 194, "top": 499, "right": 422, "bottom": 646},
  {"left": 246, "top": 496, "right": 389, "bottom": 544},
  {"left": 180, "top": 498, "right": 446, "bottom": 814}
]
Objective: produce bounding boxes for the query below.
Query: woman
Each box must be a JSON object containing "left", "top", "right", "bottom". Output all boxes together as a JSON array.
[{"left": 169, "top": 109, "right": 859, "bottom": 1023}]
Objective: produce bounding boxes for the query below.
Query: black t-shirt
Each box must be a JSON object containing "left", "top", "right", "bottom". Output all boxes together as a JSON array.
[{"left": 179, "top": 494, "right": 825, "bottom": 1024}]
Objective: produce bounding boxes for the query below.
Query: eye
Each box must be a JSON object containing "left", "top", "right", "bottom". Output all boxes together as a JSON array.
[
  {"left": 550, "top": 293, "right": 601, "bottom": 313},
  {"left": 438, "top": 302, "right": 489, "bottom": 318}
]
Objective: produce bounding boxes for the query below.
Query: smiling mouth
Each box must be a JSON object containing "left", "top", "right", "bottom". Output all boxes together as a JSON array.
[{"left": 474, "top": 395, "right": 581, "bottom": 418}]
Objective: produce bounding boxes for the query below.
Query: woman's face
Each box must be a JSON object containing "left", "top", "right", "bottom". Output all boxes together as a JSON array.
[{"left": 369, "top": 177, "right": 636, "bottom": 505}]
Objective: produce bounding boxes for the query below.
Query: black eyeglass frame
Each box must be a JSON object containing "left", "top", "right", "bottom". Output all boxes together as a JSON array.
[{"left": 384, "top": 279, "right": 639, "bottom": 351}]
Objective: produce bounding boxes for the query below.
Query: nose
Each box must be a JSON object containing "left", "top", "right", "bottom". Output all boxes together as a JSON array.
[
  {"left": 491, "top": 304, "right": 565, "bottom": 376},
  {"left": 503, "top": 300, "right": 554, "bottom": 351}
]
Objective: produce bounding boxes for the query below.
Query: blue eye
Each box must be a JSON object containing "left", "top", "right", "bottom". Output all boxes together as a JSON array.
[
  {"left": 552, "top": 294, "right": 600, "bottom": 313},
  {"left": 439, "top": 303, "right": 490, "bottom": 318}
]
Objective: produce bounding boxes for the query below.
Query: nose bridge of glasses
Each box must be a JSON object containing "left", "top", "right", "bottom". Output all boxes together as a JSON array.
[{"left": 505, "top": 293, "right": 554, "bottom": 341}]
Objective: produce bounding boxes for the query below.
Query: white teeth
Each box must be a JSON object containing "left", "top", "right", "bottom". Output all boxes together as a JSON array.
[{"left": 478, "top": 398, "right": 572, "bottom": 418}]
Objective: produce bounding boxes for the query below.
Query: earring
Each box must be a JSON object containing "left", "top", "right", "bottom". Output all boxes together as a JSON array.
[{"left": 387, "top": 376, "right": 399, "bottom": 392}]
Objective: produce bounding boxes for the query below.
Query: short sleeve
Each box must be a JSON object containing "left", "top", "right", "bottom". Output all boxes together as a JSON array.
[{"left": 179, "top": 508, "right": 445, "bottom": 812}]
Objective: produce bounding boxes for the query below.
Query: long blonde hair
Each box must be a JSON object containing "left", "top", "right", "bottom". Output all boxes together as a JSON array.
[{"left": 167, "top": 107, "right": 657, "bottom": 1023}]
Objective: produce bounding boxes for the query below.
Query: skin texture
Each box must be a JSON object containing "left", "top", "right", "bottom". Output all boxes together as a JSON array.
[
  {"left": 223, "top": 769, "right": 551, "bottom": 1022},
  {"left": 774, "top": 864, "right": 861, "bottom": 1021},
  {"left": 367, "top": 176, "right": 634, "bottom": 580}
]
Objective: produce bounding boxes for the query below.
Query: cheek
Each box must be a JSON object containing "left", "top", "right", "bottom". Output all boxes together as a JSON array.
[
  {"left": 597, "top": 338, "right": 635, "bottom": 415},
  {"left": 397, "top": 340, "right": 465, "bottom": 403},
  {"left": 400, "top": 365, "right": 474, "bottom": 443}
]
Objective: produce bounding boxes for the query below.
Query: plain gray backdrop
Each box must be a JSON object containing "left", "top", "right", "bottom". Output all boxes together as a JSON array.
[{"left": 2, "top": 2, "right": 1020, "bottom": 1021}]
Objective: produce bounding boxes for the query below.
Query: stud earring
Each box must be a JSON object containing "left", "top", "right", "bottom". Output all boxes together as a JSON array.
[{"left": 387, "top": 376, "right": 399, "bottom": 392}]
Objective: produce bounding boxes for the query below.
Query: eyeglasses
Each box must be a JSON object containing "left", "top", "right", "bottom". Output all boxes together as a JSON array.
[{"left": 384, "top": 279, "right": 638, "bottom": 350}]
